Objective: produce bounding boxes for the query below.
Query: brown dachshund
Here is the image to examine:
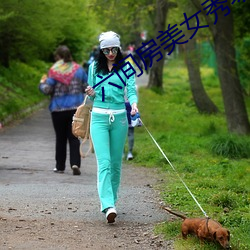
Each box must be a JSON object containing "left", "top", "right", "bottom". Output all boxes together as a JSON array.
[{"left": 162, "top": 207, "right": 231, "bottom": 249}]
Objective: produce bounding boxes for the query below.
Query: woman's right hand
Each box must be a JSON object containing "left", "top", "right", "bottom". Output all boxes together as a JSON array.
[
  {"left": 131, "top": 103, "right": 138, "bottom": 116},
  {"left": 85, "top": 86, "right": 95, "bottom": 97}
]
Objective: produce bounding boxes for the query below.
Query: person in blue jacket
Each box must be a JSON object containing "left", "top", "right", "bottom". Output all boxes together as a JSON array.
[
  {"left": 39, "top": 45, "right": 88, "bottom": 176},
  {"left": 85, "top": 31, "right": 139, "bottom": 223}
]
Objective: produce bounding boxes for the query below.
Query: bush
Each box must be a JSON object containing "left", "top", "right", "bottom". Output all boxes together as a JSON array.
[
  {"left": 0, "top": 60, "right": 49, "bottom": 123},
  {"left": 210, "top": 135, "right": 250, "bottom": 159},
  {"left": 210, "top": 191, "right": 237, "bottom": 209}
]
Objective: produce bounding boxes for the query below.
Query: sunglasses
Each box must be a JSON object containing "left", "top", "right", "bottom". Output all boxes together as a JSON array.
[{"left": 102, "top": 47, "right": 119, "bottom": 55}]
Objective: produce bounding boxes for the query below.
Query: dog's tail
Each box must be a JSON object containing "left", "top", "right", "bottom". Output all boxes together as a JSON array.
[{"left": 162, "top": 206, "right": 187, "bottom": 220}]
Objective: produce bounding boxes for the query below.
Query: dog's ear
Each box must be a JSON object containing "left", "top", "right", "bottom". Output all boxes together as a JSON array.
[
  {"left": 227, "top": 230, "right": 230, "bottom": 240},
  {"left": 213, "top": 231, "right": 217, "bottom": 240}
]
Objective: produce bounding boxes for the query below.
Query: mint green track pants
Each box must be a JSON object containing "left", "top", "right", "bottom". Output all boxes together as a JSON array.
[{"left": 90, "top": 111, "right": 128, "bottom": 212}]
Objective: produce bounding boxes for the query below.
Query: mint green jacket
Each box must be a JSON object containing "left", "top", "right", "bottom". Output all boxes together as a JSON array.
[{"left": 87, "top": 62, "right": 138, "bottom": 110}]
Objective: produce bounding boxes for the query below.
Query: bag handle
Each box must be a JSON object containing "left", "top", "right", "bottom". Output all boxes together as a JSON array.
[
  {"left": 83, "top": 94, "right": 88, "bottom": 105},
  {"left": 79, "top": 114, "right": 94, "bottom": 158},
  {"left": 79, "top": 97, "right": 93, "bottom": 158},
  {"left": 79, "top": 137, "right": 94, "bottom": 158}
]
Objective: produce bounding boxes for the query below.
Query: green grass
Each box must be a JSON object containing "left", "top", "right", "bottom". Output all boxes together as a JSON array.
[
  {"left": 0, "top": 60, "right": 50, "bottom": 123},
  {"left": 128, "top": 58, "right": 250, "bottom": 250}
]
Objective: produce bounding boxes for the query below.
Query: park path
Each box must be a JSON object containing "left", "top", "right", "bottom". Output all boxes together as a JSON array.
[{"left": 0, "top": 73, "right": 173, "bottom": 250}]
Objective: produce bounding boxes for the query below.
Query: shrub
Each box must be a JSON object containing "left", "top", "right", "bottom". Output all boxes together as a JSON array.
[
  {"left": 210, "top": 191, "right": 237, "bottom": 209},
  {"left": 210, "top": 135, "right": 250, "bottom": 159}
]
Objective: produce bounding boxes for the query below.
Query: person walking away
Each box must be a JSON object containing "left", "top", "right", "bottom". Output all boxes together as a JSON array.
[
  {"left": 125, "top": 101, "right": 134, "bottom": 160},
  {"left": 39, "top": 45, "right": 88, "bottom": 175},
  {"left": 124, "top": 65, "right": 138, "bottom": 161},
  {"left": 85, "top": 31, "right": 139, "bottom": 223}
]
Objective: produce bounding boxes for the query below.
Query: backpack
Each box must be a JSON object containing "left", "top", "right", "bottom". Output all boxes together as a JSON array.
[{"left": 72, "top": 95, "right": 93, "bottom": 158}]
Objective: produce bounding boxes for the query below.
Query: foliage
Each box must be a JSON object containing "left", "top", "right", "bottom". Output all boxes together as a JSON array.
[
  {"left": 91, "top": 0, "right": 156, "bottom": 47},
  {"left": 236, "top": 37, "right": 250, "bottom": 95},
  {"left": 127, "top": 58, "right": 250, "bottom": 249},
  {"left": 167, "top": 0, "right": 250, "bottom": 104},
  {"left": 233, "top": 0, "right": 250, "bottom": 95},
  {"left": 0, "top": 60, "right": 49, "bottom": 122},
  {"left": 169, "top": 0, "right": 211, "bottom": 40},
  {"left": 0, "top": 0, "right": 99, "bottom": 66},
  {"left": 233, "top": 0, "right": 250, "bottom": 40}
]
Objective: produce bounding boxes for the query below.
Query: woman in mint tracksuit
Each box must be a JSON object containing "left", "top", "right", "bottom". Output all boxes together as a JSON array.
[{"left": 86, "top": 31, "right": 138, "bottom": 223}]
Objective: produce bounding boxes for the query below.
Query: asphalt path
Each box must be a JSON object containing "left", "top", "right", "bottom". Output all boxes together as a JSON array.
[
  {"left": 0, "top": 105, "right": 166, "bottom": 223},
  {"left": 0, "top": 72, "right": 173, "bottom": 249}
]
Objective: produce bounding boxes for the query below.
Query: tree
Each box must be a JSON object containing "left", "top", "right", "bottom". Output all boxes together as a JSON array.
[
  {"left": 147, "top": 0, "right": 169, "bottom": 90},
  {"left": 191, "top": 0, "right": 250, "bottom": 134},
  {"left": 91, "top": 0, "right": 156, "bottom": 48},
  {"left": 185, "top": 26, "right": 219, "bottom": 114},
  {"left": 182, "top": 2, "right": 219, "bottom": 114},
  {"left": 0, "top": 0, "right": 98, "bottom": 66}
]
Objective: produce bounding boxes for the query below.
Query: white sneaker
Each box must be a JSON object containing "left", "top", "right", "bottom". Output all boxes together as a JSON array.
[
  {"left": 105, "top": 207, "right": 117, "bottom": 223},
  {"left": 53, "top": 168, "right": 64, "bottom": 173},
  {"left": 72, "top": 165, "right": 81, "bottom": 175},
  {"left": 127, "top": 152, "right": 133, "bottom": 160}
]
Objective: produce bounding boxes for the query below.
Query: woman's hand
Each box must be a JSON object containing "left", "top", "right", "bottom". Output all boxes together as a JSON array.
[
  {"left": 131, "top": 103, "right": 138, "bottom": 116},
  {"left": 85, "top": 86, "right": 96, "bottom": 97},
  {"left": 40, "top": 74, "right": 47, "bottom": 84}
]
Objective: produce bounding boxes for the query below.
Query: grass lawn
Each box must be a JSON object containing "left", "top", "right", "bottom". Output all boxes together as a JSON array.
[{"left": 127, "top": 58, "right": 250, "bottom": 250}]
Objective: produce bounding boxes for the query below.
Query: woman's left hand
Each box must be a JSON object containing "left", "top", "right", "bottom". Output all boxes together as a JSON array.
[{"left": 131, "top": 103, "right": 138, "bottom": 116}]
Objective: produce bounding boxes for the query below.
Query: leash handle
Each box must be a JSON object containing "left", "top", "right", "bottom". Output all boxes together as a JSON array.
[{"left": 139, "top": 118, "right": 209, "bottom": 218}]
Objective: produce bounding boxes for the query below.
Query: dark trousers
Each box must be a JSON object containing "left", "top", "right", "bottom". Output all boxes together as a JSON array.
[
  {"left": 127, "top": 127, "right": 134, "bottom": 152},
  {"left": 51, "top": 110, "right": 81, "bottom": 171}
]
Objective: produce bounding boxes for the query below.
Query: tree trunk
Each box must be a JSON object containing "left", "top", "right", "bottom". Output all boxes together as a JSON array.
[
  {"left": 147, "top": 0, "right": 168, "bottom": 89},
  {"left": 185, "top": 21, "right": 219, "bottom": 114},
  {"left": 214, "top": 4, "right": 250, "bottom": 134}
]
